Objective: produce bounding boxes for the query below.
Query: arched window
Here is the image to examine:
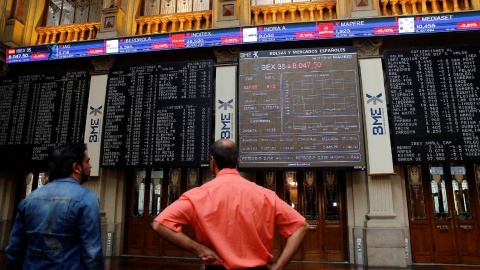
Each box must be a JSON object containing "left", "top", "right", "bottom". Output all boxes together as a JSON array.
[{"left": 45, "top": 0, "right": 103, "bottom": 26}]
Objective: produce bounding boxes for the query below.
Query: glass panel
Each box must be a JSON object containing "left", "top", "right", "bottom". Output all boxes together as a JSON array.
[
  {"left": 193, "top": 0, "right": 209, "bottom": 12},
  {"left": 303, "top": 171, "right": 318, "bottom": 220},
  {"left": 60, "top": 0, "right": 75, "bottom": 25},
  {"left": 324, "top": 171, "right": 340, "bottom": 220},
  {"left": 149, "top": 169, "right": 163, "bottom": 217},
  {"left": 176, "top": 0, "right": 192, "bottom": 12},
  {"left": 251, "top": 0, "right": 273, "bottom": 6},
  {"left": 74, "top": 0, "right": 89, "bottom": 23},
  {"left": 133, "top": 170, "right": 146, "bottom": 217},
  {"left": 46, "top": 0, "right": 62, "bottom": 26},
  {"left": 284, "top": 171, "right": 298, "bottom": 210},
  {"left": 160, "top": 0, "right": 176, "bottom": 14},
  {"left": 37, "top": 171, "right": 49, "bottom": 189},
  {"left": 167, "top": 168, "right": 181, "bottom": 206},
  {"left": 407, "top": 165, "right": 426, "bottom": 220},
  {"left": 450, "top": 165, "right": 472, "bottom": 220},
  {"left": 187, "top": 168, "right": 199, "bottom": 190},
  {"left": 25, "top": 173, "right": 34, "bottom": 197},
  {"left": 89, "top": 0, "right": 103, "bottom": 21},
  {"left": 430, "top": 165, "right": 449, "bottom": 220},
  {"left": 144, "top": 0, "right": 162, "bottom": 16},
  {"left": 263, "top": 172, "right": 276, "bottom": 191},
  {"left": 475, "top": 164, "right": 480, "bottom": 212}
]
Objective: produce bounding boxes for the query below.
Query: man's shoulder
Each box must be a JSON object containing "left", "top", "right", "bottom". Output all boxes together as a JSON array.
[{"left": 34, "top": 179, "right": 96, "bottom": 200}]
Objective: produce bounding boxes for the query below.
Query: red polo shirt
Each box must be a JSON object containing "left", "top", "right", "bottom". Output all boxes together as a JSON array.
[{"left": 154, "top": 168, "right": 305, "bottom": 269}]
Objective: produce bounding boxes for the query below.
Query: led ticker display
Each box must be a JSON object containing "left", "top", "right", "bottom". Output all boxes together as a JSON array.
[
  {"left": 50, "top": 40, "right": 105, "bottom": 60},
  {"left": 243, "top": 23, "right": 317, "bottom": 43},
  {"left": 6, "top": 11, "right": 480, "bottom": 63},
  {"left": 105, "top": 35, "right": 171, "bottom": 54},
  {"left": 6, "top": 46, "right": 51, "bottom": 63},
  {"left": 329, "top": 17, "right": 397, "bottom": 37},
  {"left": 182, "top": 28, "right": 242, "bottom": 48},
  {"left": 400, "top": 13, "right": 480, "bottom": 34},
  {"left": 238, "top": 47, "right": 365, "bottom": 169}
]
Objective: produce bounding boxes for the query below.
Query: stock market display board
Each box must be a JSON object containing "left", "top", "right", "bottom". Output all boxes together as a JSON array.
[
  {"left": 101, "top": 60, "right": 213, "bottom": 168},
  {"left": 386, "top": 46, "right": 480, "bottom": 163},
  {"left": 238, "top": 47, "right": 365, "bottom": 169},
  {"left": 0, "top": 71, "right": 89, "bottom": 167}
]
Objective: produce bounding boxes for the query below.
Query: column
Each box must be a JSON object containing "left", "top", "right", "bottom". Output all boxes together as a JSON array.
[
  {"left": 213, "top": 46, "right": 240, "bottom": 143},
  {"left": 353, "top": 38, "right": 409, "bottom": 268}
]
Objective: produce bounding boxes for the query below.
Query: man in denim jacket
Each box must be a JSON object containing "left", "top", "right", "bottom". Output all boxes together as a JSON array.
[{"left": 6, "top": 143, "right": 104, "bottom": 270}]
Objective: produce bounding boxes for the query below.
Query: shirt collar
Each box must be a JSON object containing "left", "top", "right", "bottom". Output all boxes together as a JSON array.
[
  {"left": 216, "top": 168, "right": 240, "bottom": 177},
  {"left": 54, "top": 177, "right": 81, "bottom": 185}
]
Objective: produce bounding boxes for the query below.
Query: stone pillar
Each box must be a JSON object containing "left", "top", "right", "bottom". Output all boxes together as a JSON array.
[
  {"left": 364, "top": 171, "right": 409, "bottom": 267},
  {"left": 10, "top": 0, "right": 25, "bottom": 21},
  {"left": 96, "top": 6, "right": 125, "bottom": 39},
  {"left": 353, "top": 37, "right": 410, "bottom": 267},
  {"left": 2, "top": 18, "right": 25, "bottom": 47},
  {"left": 346, "top": 170, "right": 369, "bottom": 265},
  {"left": 17, "top": 0, "right": 47, "bottom": 46},
  {"left": 366, "top": 175, "right": 397, "bottom": 224},
  {"left": 102, "top": 168, "right": 127, "bottom": 256},
  {"left": 350, "top": 0, "right": 379, "bottom": 18},
  {"left": 213, "top": 46, "right": 240, "bottom": 143}
]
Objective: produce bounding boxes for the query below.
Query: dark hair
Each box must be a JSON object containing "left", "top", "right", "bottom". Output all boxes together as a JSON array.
[
  {"left": 49, "top": 143, "right": 87, "bottom": 181},
  {"left": 210, "top": 139, "right": 238, "bottom": 170}
]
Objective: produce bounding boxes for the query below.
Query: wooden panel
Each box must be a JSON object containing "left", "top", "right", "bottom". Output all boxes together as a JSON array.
[
  {"left": 126, "top": 222, "right": 145, "bottom": 254},
  {"left": 324, "top": 225, "right": 343, "bottom": 261},
  {"left": 409, "top": 226, "right": 433, "bottom": 262},
  {"left": 456, "top": 224, "right": 480, "bottom": 263},
  {"left": 407, "top": 164, "right": 480, "bottom": 264},
  {"left": 432, "top": 224, "right": 456, "bottom": 263},
  {"left": 144, "top": 220, "right": 164, "bottom": 256},
  {"left": 302, "top": 227, "right": 323, "bottom": 261}
]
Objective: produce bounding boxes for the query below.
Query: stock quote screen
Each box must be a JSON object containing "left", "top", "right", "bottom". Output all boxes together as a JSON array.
[
  {"left": 386, "top": 46, "right": 480, "bottom": 163},
  {"left": 238, "top": 47, "right": 366, "bottom": 169}
]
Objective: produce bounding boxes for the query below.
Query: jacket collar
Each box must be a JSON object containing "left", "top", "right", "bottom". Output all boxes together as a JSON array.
[{"left": 54, "top": 177, "right": 81, "bottom": 185}]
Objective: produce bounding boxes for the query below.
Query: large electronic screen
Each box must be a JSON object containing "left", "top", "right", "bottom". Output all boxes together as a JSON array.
[
  {"left": 386, "top": 46, "right": 480, "bottom": 163},
  {"left": 101, "top": 60, "right": 213, "bottom": 168},
  {"left": 238, "top": 47, "right": 365, "bottom": 169},
  {"left": 0, "top": 71, "right": 89, "bottom": 168}
]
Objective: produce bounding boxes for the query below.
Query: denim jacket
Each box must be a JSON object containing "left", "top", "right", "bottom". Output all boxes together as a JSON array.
[{"left": 6, "top": 177, "right": 105, "bottom": 270}]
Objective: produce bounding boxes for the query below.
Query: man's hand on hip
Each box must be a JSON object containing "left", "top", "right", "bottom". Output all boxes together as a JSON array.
[{"left": 195, "top": 243, "right": 223, "bottom": 263}]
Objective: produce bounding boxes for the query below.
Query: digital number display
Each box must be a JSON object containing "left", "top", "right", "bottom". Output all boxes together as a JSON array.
[
  {"left": 51, "top": 40, "right": 105, "bottom": 59},
  {"left": 386, "top": 46, "right": 480, "bottom": 163},
  {"left": 6, "top": 46, "right": 51, "bottom": 63},
  {"left": 238, "top": 47, "right": 365, "bottom": 169},
  {"left": 7, "top": 11, "right": 480, "bottom": 63}
]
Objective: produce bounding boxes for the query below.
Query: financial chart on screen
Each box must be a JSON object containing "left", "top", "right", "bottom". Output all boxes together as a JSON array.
[{"left": 238, "top": 47, "right": 365, "bottom": 169}]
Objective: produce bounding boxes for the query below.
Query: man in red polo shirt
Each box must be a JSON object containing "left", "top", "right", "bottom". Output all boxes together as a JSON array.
[{"left": 152, "top": 139, "right": 309, "bottom": 270}]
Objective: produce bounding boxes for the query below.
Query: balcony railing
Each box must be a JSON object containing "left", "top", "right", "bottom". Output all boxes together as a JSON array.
[
  {"left": 135, "top": 11, "right": 213, "bottom": 35},
  {"left": 251, "top": 1, "right": 336, "bottom": 25},
  {"left": 35, "top": 22, "right": 101, "bottom": 45},
  {"left": 380, "top": 0, "right": 471, "bottom": 15}
]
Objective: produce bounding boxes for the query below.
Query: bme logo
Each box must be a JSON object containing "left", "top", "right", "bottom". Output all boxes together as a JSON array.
[
  {"left": 218, "top": 99, "right": 233, "bottom": 139},
  {"left": 218, "top": 99, "right": 233, "bottom": 110},
  {"left": 366, "top": 93, "right": 383, "bottom": 105},
  {"left": 366, "top": 93, "right": 384, "bottom": 135},
  {"left": 89, "top": 106, "right": 103, "bottom": 142}
]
